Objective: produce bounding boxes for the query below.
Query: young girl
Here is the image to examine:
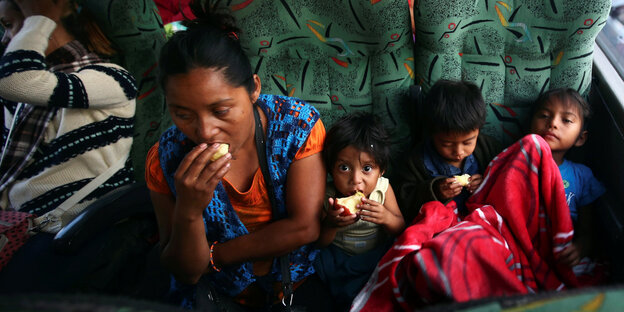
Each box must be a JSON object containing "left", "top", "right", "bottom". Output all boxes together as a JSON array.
[
  {"left": 529, "top": 88, "right": 605, "bottom": 269},
  {"left": 314, "top": 112, "right": 405, "bottom": 309}
]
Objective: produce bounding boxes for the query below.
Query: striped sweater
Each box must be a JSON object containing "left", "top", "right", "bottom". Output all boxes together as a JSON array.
[{"left": 0, "top": 16, "right": 136, "bottom": 230}]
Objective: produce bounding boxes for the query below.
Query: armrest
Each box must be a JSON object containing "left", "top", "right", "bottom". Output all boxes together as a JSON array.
[{"left": 53, "top": 183, "right": 153, "bottom": 254}]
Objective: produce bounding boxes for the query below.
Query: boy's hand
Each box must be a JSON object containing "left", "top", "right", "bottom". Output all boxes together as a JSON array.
[
  {"left": 465, "top": 174, "right": 483, "bottom": 193},
  {"left": 558, "top": 242, "right": 582, "bottom": 267},
  {"left": 434, "top": 178, "right": 463, "bottom": 201},
  {"left": 325, "top": 198, "right": 358, "bottom": 228}
]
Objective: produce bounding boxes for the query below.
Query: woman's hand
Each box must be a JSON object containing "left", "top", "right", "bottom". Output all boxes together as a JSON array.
[
  {"left": 325, "top": 197, "right": 359, "bottom": 228},
  {"left": 434, "top": 178, "right": 462, "bottom": 201},
  {"left": 465, "top": 174, "right": 483, "bottom": 193},
  {"left": 13, "top": 0, "right": 67, "bottom": 21},
  {"left": 173, "top": 143, "right": 231, "bottom": 218}
]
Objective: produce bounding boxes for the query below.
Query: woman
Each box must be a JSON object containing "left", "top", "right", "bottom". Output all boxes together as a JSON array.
[
  {"left": 145, "top": 1, "right": 330, "bottom": 310},
  {"left": 0, "top": 0, "right": 136, "bottom": 290}
]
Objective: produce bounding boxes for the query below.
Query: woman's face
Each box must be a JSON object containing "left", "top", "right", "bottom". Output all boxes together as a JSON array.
[
  {"left": 0, "top": 0, "right": 24, "bottom": 48},
  {"left": 165, "top": 68, "right": 261, "bottom": 157}
]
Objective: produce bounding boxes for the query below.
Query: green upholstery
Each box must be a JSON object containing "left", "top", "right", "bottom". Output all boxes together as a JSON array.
[
  {"left": 413, "top": 0, "right": 611, "bottom": 145},
  {"left": 228, "top": 0, "right": 414, "bottom": 154},
  {"left": 83, "top": 0, "right": 170, "bottom": 182}
]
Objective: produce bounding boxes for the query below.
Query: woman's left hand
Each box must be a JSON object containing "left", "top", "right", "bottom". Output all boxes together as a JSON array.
[{"left": 13, "top": 0, "right": 67, "bottom": 21}]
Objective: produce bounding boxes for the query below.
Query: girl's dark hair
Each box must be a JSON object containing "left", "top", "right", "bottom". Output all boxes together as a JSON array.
[
  {"left": 423, "top": 79, "right": 487, "bottom": 134},
  {"left": 324, "top": 112, "right": 391, "bottom": 173},
  {"left": 533, "top": 88, "right": 592, "bottom": 129},
  {"left": 158, "top": 0, "right": 254, "bottom": 93}
]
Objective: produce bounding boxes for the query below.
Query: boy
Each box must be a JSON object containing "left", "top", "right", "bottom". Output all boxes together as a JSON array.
[
  {"left": 529, "top": 88, "right": 605, "bottom": 268},
  {"left": 397, "top": 80, "right": 501, "bottom": 223}
]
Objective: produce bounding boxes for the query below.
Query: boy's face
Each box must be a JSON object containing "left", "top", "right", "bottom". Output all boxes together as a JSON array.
[
  {"left": 331, "top": 145, "right": 383, "bottom": 198},
  {"left": 431, "top": 129, "right": 480, "bottom": 168},
  {"left": 530, "top": 98, "right": 586, "bottom": 155}
]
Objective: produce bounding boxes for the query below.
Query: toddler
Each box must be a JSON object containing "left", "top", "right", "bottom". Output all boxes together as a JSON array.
[{"left": 314, "top": 112, "right": 405, "bottom": 309}]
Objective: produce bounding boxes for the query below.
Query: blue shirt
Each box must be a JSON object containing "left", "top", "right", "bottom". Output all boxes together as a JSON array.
[
  {"left": 558, "top": 159, "right": 606, "bottom": 222},
  {"left": 423, "top": 141, "right": 480, "bottom": 214}
]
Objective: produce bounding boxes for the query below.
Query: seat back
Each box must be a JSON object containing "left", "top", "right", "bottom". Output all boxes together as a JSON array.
[
  {"left": 412, "top": 0, "right": 611, "bottom": 145},
  {"left": 83, "top": 0, "right": 170, "bottom": 182},
  {"left": 226, "top": 0, "right": 414, "bottom": 157}
]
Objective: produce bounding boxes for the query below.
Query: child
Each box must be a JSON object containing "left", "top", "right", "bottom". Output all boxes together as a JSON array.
[
  {"left": 314, "top": 112, "right": 405, "bottom": 310},
  {"left": 398, "top": 79, "right": 501, "bottom": 223},
  {"left": 529, "top": 88, "right": 605, "bottom": 268}
]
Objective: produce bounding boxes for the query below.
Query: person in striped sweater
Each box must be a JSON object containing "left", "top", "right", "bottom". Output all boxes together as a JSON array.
[
  {"left": 0, "top": 0, "right": 137, "bottom": 292},
  {"left": 0, "top": 0, "right": 136, "bottom": 232}
]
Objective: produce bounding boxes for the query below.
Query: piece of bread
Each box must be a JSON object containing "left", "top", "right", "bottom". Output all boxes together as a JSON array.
[
  {"left": 454, "top": 174, "right": 471, "bottom": 186},
  {"left": 335, "top": 191, "right": 365, "bottom": 216},
  {"left": 210, "top": 143, "right": 229, "bottom": 161}
]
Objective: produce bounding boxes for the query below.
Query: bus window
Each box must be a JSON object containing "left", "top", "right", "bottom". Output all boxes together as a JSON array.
[{"left": 596, "top": 0, "right": 624, "bottom": 81}]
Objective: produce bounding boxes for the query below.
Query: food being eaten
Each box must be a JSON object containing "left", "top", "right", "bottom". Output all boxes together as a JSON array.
[
  {"left": 210, "top": 143, "right": 229, "bottom": 161},
  {"left": 454, "top": 174, "right": 471, "bottom": 187},
  {"left": 335, "top": 191, "right": 365, "bottom": 216}
]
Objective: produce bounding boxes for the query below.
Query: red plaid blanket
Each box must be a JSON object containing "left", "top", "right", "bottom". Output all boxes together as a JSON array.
[{"left": 352, "top": 135, "right": 578, "bottom": 311}]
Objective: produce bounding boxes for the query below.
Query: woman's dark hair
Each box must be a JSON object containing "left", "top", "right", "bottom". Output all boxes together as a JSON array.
[
  {"left": 324, "top": 112, "right": 391, "bottom": 173},
  {"left": 423, "top": 79, "right": 487, "bottom": 134},
  {"left": 533, "top": 88, "right": 591, "bottom": 130},
  {"left": 158, "top": 0, "right": 254, "bottom": 93}
]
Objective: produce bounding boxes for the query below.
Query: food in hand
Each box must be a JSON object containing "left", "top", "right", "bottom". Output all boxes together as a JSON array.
[
  {"left": 210, "top": 143, "right": 229, "bottom": 161},
  {"left": 335, "top": 191, "right": 365, "bottom": 216},
  {"left": 454, "top": 174, "right": 471, "bottom": 186}
]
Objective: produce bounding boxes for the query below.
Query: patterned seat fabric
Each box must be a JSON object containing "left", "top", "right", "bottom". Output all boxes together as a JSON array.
[
  {"left": 413, "top": 0, "right": 611, "bottom": 145},
  {"left": 225, "top": 0, "right": 414, "bottom": 154},
  {"left": 83, "top": 0, "right": 169, "bottom": 182}
]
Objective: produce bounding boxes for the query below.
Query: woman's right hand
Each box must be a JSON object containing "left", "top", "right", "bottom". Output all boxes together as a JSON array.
[{"left": 173, "top": 143, "right": 231, "bottom": 218}]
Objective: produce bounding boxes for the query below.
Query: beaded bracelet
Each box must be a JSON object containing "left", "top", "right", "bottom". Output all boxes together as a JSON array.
[{"left": 209, "top": 241, "right": 221, "bottom": 272}]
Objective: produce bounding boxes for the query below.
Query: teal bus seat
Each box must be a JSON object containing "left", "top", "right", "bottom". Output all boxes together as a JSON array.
[
  {"left": 83, "top": 0, "right": 170, "bottom": 182},
  {"left": 412, "top": 0, "right": 611, "bottom": 145},
  {"left": 225, "top": 0, "right": 415, "bottom": 157}
]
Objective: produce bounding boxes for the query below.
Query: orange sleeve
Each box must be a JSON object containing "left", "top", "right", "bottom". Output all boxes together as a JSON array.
[
  {"left": 294, "top": 119, "right": 326, "bottom": 160},
  {"left": 145, "top": 142, "right": 173, "bottom": 195}
]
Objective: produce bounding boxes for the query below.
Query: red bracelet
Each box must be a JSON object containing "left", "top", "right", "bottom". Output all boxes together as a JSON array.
[{"left": 210, "top": 241, "right": 221, "bottom": 272}]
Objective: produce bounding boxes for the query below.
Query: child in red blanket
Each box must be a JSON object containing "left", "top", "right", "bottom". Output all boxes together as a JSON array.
[
  {"left": 398, "top": 80, "right": 501, "bottom": 222},
  {"left": 529, "top": 88, "right": 606, "bottom": 270}
]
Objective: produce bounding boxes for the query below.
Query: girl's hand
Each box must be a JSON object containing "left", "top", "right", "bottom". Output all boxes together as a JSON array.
[
  {"left": 434, "top": 178, "right": 463, "bottom": 201},
  {"left": 358, "top": 198, "right": 397, "bottom": 226},
  {"left": 465, "top": 174, "right": 483, "bottom": 193},
  {"left": 325, "top": 197, "right": 358, "bottom": 228},
  {"left": 14, "top": 0, "right": 67, "bottom": 21},
  {"left": 558, "top": 242, "right": 582, "bottom": 267},
  {"left": 173, "top": 143, "right": 231, "bottom": 218}
]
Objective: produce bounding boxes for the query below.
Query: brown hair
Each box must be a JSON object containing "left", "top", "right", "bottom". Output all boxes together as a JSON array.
[
  {"left": 2, "top": 0, "right": 116, "bottom": 56},
  {"left": 62, "top": 1, "right": 116, "bottom": 57}
]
